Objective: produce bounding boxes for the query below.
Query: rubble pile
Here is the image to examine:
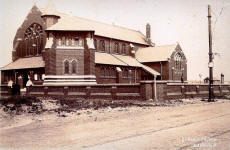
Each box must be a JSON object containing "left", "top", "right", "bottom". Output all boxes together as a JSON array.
[
  {"left": 0, "top": 96, "right": 220, "bottom": 116},
  {"left": 0, "top": 96, "right": 43, "bottom": 115}
]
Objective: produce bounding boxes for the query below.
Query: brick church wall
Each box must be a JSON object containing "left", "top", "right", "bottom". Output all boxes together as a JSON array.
[
  {"left": 168, "top": 52, "right": 187, "bottom": 81},
  {"left": 55, "top": 49, "right": 85, "bottom": 75},
  {"left": 13, "top": 5, "right": 46, "bottom": 59}
]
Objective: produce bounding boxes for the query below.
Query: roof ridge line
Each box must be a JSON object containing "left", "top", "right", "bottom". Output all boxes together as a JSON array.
[{"left": 53, "top": 11, "right": 142, "bottom": 33}]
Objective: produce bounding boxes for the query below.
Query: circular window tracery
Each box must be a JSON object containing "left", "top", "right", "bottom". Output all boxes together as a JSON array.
[{"left": 24, "top": 23, "right": 43, "bottom": 56}]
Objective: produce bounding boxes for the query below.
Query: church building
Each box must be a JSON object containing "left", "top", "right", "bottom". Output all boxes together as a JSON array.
[{"left": 1, "top": 1, "right": 187, "bottom": 87}]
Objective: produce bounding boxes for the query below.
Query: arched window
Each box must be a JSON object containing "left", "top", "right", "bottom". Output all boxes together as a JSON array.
[
  {"left": 24, "top": 23, "right": 43, "bottom": 56},
  {"left": 122, "top": 68, "right": 128, "bottom": 78},
  {"left": 56, "top": 38, "right": 62, "bottom": 46},
  {"left": 114, "top": 42, "right": 119, "bottom": 53},
  {"left": 122, "top": 44, "right": 126, "bottom": 54},
  {"left": 72, "top": 60, "right": 77, "bottom": 74},
  {"left": 62, "top": 37, "right": 65, "bottom": 45},
  {"left": 64, "top": 60, "right": 69, "bottom": 74},
  {"left": 100, "top": 40, "right": 105, "bottom": 51},
  {"left": 79, "top": 38, "right": 83, "bottom": 47},
  {"left": 66, "top": 38, "right": 71, "bottom": 46},
  {"left": 174, "top": 53, "right": 182, "bottom": 70},
  {"left": 110, "top": 67, "right": 115, "bottom": 77},
  {"left": 105, "top": 67, "right": 109, "bottom": 77}
]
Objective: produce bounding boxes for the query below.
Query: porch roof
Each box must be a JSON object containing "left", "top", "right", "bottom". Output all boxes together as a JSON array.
[
  {"left": 1, "top": 56, "right": 45, "bottom": 71},
  {"left": 95, "top": 52, "right": 160, "bottom": 76}
]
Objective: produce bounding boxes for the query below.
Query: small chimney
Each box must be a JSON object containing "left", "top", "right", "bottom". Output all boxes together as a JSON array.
[
  {"left": 146, "top": 23, "right": 151, "bottom": 39},
  {"left": 146, "top": 23, "right": 152, "bottom": 45}
]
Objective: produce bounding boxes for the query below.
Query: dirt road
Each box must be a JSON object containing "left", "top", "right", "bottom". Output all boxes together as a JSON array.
[{"left": 0, "top": 100, "right": 230, "bottom": 150}]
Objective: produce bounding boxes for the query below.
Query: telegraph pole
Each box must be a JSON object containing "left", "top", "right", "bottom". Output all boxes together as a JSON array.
[{"left": 208, "top": 5, "right": 214, "bottom": 102}]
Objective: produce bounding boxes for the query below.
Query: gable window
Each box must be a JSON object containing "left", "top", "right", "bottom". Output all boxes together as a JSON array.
[
  {"left": 174, "top": 53, "right": 182, "bottom": 70},
  {"left": 122, "top": 44, "right": 126, "bottom": 54},
  {"left": 64, "top": 60, "right": 69, "bottom": 74},
  {"left": 72, "top": 60, "right": 77, "bottom": 74},
  {"left": 114, "top": 42, "right": 119, "bottom": 53},
  {"left": 24, "top": 23, "right": 43, "bottom": 56},
  {"left": 100, "top": 40, "right": 105, "bottom": 51}
]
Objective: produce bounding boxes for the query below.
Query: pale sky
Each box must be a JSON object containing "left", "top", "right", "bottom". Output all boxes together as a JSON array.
[{"left": 0, "top": 0, "right": 230, "bottom": 81}]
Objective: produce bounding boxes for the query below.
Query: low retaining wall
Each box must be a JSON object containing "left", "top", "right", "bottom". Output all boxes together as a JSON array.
[
  {"left": 26, "top": 84, "right": 141, "bottom": 100},
  {"left": 138, "top": 81, "right": 230, "bottom": 101},
  {"left": 1, "top": 81, "right": 230, "bottom": 101},
  {"left": 166, "top": 83, "right": 230, "bottom": 100}
]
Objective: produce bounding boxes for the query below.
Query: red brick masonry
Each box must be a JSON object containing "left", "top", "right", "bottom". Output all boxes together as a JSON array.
[{"left": 1, "top": 82, "right": 229, "bottom": 101}]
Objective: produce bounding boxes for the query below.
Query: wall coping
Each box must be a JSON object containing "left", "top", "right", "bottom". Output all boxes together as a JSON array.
[
  {"left": 31, "top": 83, "right": 140, "bottom": 87},
  {"left": 167, "top": 83, "right": 230, "bottom": 86}
]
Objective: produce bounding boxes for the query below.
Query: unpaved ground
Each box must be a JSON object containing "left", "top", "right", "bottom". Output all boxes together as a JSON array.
[{"left": 0, "top": 99, "right": 230, "bottom": 150}]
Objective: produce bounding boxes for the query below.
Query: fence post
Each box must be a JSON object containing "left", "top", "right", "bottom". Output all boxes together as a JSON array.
[
  {"left": 196, "top": 85, "right": 200, "bottom": 94},
  {"left": 44, "top": 87, "right": 48, "bottom": 96},
  {"left": 181, "top": 86, "right": 185, "bottom": 98},
  {"left": 111, "top": 86, "right": 117, "bottom": 100},
  {"left": 64, "top": 86, "right": 69, "bottom": 96},
  {"left": 140, "top": 81, "right": 153, "bottom": 101},
  {"left": 86, "top": 86, "right": 91, "bottom": 99},
  {"left": 219, "top": 85, "right": 222, "bottom": 96}
]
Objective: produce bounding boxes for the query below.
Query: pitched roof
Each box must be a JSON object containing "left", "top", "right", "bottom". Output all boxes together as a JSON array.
[
  {"left": 95, "top": 52, "right": 160, "bottom": 75},
  {"left": 135, "top": 44, "right": 178, "bottom": 63},
  {"left": 45, "top": 12, "right": 148, "bottom": 45},
  {"left": 112, "top": 54, "right": 160, "bottom": 75},
  {"left": 1, "top": 57, "right": 45, "bottom": 71},
  {"left": 95, "top": 52, "right": 127, "bottom": 66}
]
